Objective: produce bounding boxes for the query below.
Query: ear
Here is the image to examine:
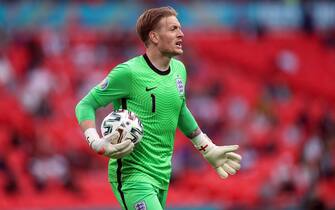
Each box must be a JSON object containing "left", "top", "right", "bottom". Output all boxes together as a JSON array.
[{"left": 149, "top": 31, "right": 159, "bottom": 45}]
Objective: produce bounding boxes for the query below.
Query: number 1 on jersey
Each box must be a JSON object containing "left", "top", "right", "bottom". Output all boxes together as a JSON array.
[{"left": 151, "top": 94, "right": 156, "bottom": 113}]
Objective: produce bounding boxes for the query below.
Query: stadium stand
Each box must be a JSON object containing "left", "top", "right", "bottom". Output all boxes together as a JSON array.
[{"left": 0, "top": 1, "right": 334, "bottom": 210}]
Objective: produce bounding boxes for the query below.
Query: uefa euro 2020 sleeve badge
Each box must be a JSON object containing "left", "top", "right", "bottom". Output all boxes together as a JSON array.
[{"left": 99, "top": 78, "right": 109, "bottom": 90}]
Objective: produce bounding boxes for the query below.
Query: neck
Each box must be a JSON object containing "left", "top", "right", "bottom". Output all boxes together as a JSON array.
[{"left": 146, "top": 48, "right": 171, "bottom": 71}]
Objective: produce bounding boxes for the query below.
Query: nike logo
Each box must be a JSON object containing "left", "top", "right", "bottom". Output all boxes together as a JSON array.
[{"left": 146, "top": 86, "right": 157, "bottom": 91}]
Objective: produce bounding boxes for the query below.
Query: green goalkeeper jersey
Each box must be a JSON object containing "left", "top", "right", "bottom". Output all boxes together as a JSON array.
[{"left": 76, "top": 54, "right": 198, "bottom": 190}]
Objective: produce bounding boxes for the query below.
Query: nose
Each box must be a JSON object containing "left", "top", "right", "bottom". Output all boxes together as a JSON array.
[{"left": 178, "top": 29, "right": 184, "bottom": 38}]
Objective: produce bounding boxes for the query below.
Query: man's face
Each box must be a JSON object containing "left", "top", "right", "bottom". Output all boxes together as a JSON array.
[{"left": 152, "top": 16, "right": 184, "bottom": 57}]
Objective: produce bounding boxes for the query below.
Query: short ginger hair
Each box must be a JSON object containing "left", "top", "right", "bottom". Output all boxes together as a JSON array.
[{"left": 136, "top": 6, "right": 177, "bottom": 46}]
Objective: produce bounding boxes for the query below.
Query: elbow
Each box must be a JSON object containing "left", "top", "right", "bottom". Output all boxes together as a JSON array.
[{"left": 75, "top": 101, "right": 82, "bottom": 120}]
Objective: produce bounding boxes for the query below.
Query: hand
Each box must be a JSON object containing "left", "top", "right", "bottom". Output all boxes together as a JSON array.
[
  {"left": 86, "top": 127, "right": 134, "bottom": 159},
  {"left": 203, "top": 144, "right": 242, "bottom": 179},
  {"left": 192, "top": 133, "right": 242, "bottom": 179}
]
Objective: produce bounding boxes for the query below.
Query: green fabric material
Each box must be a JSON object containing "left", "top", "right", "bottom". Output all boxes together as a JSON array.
[
  {"left": 76, "top": 55, "right": 199, "bottom": 190},
  {"left": 75, "top": 93, "right": 100, "bottom": 123},
  {"left": 178, "top": 100, "right": 199, "bottom": 136},
  {"left": 110, "top": 181, "right": 168, "bottom": 210}
]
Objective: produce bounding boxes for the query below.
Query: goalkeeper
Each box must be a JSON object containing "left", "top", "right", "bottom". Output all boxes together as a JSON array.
[{"left": 75, "top": 6, "right": 242, "bottom": 210}]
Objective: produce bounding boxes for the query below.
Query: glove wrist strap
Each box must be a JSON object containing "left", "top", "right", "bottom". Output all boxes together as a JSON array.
[
  {"left": 191, "top": 132, "right": 215, "bottom": 155},
  {"left": 84, "top": 128, "right": 100, "bottom": 150}
]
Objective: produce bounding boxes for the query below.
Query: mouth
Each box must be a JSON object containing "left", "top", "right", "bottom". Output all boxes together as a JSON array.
[{"left": 175, "top": 41, "right": 182, "bottom": 49}]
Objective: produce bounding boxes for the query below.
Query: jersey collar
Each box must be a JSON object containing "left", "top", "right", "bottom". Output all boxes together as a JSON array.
[{"left": 143, "top": 54, "right": 171, "bottom": 76}]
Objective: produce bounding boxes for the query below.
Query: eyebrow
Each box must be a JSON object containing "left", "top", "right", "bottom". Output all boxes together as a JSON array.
[
  {"left": 162, "top": 17, "right": 181, "bottom": 29},
  {"left": 169, "top": 24, "right": 181, "bottom": 29}
]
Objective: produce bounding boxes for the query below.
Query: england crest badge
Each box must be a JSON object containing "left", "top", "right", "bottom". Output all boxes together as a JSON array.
[
  {"left": 134, "top": 201, "right": 146, "bottom": 210},
  {"left": 176, "top": 76, "right": 184, "bottom": 96}
]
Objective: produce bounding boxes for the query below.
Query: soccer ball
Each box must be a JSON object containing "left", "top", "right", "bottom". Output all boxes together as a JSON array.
[{"left": 101, "top": 109, "right": 144, "bottom": 144}]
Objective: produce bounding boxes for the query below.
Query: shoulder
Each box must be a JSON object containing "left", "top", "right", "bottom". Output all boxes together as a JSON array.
[
  {"left": 121, "top": 55, "right": 143, "bottom": 69},
  {"left": 109, "top": 55, "right": 143, "bottom": 77},
  {"left": 171, "top": 58, "right": 186, "bottom": 70},
  {"left": 171, "top": 58, "right": 187, "bottom": 79}
]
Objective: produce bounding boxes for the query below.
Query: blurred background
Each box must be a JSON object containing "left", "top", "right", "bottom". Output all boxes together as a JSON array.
[{"left": 0, "top": 0, "right": 335, "bottom": 210}]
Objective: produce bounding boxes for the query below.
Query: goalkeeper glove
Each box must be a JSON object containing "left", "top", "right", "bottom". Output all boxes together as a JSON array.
[
  {"left": 84, "top": 127, "right": 134, "bottom": 159},
  {"left": 191, "top": 133, "right": 242, "bottom": 179}
]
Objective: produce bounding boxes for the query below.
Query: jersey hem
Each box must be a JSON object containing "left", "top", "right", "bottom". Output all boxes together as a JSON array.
[{"left": 108, "top": 174, "right": 169, "bottom": 190}]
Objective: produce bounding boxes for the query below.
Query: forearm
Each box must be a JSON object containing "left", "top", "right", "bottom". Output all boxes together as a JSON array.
[
  {"left": 187, "top": 127, "right": 202, "bottom": 139},
  {"left": 75, "top": 91, "right": 101, "bottom": 124},
  {"left": 178, "top": 103, "right": 199, "bottom": 137},
  {"left": 79, "top": 120, "right": 96, "bottom": 132},
  {"left": 75, "top": 92, "right": 102, "bottom": 146}
]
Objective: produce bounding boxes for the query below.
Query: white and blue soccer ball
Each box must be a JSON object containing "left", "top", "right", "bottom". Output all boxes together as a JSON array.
[{"left": 101, "top": 109, "right": 144, "bottom": 144}]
